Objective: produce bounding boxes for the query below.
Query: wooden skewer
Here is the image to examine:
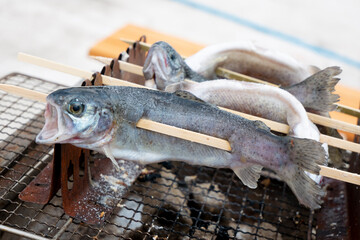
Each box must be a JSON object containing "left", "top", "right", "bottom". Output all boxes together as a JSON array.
[
  {"left": 307, "top": 113, "right": 359, "bottom": 135},
  {"left": 220, "top": 107, "right": 289, "bottom": 134},
  {"left": 0, "top": 84, "right": 48, "bottom": 102},
  {"left": 17, "top": 52, "right": 360, "bottom": 153},
  {"left": 18, "top": 53, "right": 146, "bottom": 89},
  {"left": 0, "top": 84, "right": 230, "bottom": 150},
  {"left": 137, "top": 119, "right": 231, "bottom": 150},
  {"left": 91, "top": 55, "right": 142, "bottom": 75},
  {"left": 120, "top": 38, "right": 151, "bottom": 51},
  {"left": 0, "top": 85, "right": 47, "bottom": 103},
  {"left": 1, "top": 83, "right": 360, "bottom": 186},
  {"left": 120, "top": 38, "right": 360, "bottom": 118},
  {"left": 319, "top": 166, "right": 360, "bottom": 185},
  {"left": 216, "top": 68, "right": 360, "bottom": 118},
  {"left": 91, "top": 56, "right": 144, "bottom": 76},
  {"left": 215, "top": 67, "right": 279, "bottom": 87},
  {"left": 337, "top": 103, "right": 360, "bottom": 119},
  {"left": 91, "top": 55, "right": 360, "bottom": 136}
]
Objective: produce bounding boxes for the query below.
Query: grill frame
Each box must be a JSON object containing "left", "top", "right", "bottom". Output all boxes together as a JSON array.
[{"left": 0, "top": 72, "right": 349, "bottom": 240}]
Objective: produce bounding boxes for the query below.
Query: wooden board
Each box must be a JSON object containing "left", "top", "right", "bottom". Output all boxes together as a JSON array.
[
  {"left": 89, "top": 24, "right": 204, "bottom": 58},
  {"left": 89, "top": 24, "right": 359, "bottom": 140},
  {"left": 330, "top": 85, "right": 359, "bottom": 140}
]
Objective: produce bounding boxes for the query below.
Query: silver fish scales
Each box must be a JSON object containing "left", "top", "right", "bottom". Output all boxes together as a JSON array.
[{"left": 36, "top": 86, "right": 326, "bottom": 209}]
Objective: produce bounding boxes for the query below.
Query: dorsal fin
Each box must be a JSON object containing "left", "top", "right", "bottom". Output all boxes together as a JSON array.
[
  {"left": 253, "top": 120, "right": 271, "bottom": 132},
  {"left": 174, "top": 90, "right": 206, "bottom": 104}
]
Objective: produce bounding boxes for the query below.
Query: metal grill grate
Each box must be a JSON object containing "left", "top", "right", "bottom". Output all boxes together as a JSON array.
[{"left": 0, "top": 73, "right": 317, "bottom": 239}]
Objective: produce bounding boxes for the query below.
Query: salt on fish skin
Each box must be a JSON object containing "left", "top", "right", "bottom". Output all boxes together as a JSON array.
[{"left": 36, "top": 86, "right": 326, "bottom": 209}]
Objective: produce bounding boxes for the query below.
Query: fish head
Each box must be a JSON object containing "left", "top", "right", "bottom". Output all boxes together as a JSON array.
[
  {"left": 143, "top": 41, "right": 186, "bottom": 90},
  {"left": 36, "top": 87, "right": 115, "bottom": 148}
]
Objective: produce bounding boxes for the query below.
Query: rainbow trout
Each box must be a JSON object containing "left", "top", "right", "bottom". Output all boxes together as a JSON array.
[
  {"left": 166, "top": 79, "right": 327, "bottom": 184},
  {"left": 36, "top": 86, "right": 326, "bottom": 209},
  {"left": 143, "top": 41, "right": 343, "bottom": 168},
  {"left": 143, "top": 41, "right": 340, "bottom": 114}
]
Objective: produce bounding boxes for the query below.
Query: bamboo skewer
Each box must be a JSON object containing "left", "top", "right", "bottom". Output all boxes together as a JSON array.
[
  {"left": 337, "top": 103, "right": 360, "bottom": 119},
  {"left": 0, "top": 84, "right": 230, "bottom": 151},
  {"left": 120, "top": 38, "right": 360, "bottom": 118},
  {"left": 17, "top": 53, "right": 360, "bottom": 153},
  {"left": 92, "top": 56, "right": 144, "bottom": 76},
  {"left": 120, "top": 38, "right": 152, "bottom": 52},
  {"left": 91, "top": 56, "right": 144, "bottom": 76},
  {"left": 91, "top": 56, "right": 360, "bottom": 136},
  {"left": 215, "top": 67, "right": 279, "bottom": 87},
  {"left": 137, "top": 119, "right": 231, "bottom": 150},
  {"left": 319, "top": 166, "right": 360, "bottom": 185},
  {"left": 216, "top": 68, "right": 360, "bottom": 118},
  {"left": 1, "top": 83, "right": 359, "bottom": 186},
  {"left": 18, "top": 53, "right": 146, "bottom": 89},
  {"left": 0, "top": 84, "right": 47, "bottom": 102}
]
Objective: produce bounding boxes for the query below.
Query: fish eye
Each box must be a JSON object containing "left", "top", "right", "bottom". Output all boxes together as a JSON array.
[
  {"left": 68, "top": 99, "right": 85, "bottom": 116},
  {"left": 170, "top": 54, "right": 176, "bottom": 61}
]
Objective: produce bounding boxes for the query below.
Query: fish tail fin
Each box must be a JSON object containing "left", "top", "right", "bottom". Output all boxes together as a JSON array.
[
  {"left": 284, "top": 66, "right": 341, "bottom": 113},
  {"left": 282, "top": 166, "right": 325, "bottom": 209},
  {"left": 278, "top": 137, "right": 326, "bottom": 209},
  {"left": 230, "top": 131, "right": 326, "bottom": 209}
]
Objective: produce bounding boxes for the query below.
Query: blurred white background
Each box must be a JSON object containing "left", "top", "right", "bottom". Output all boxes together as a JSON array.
[{"left": 0, "top": 0, "right": 359, "bottom": 89}]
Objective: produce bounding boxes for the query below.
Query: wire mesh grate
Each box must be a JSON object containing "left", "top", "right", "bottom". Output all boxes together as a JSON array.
[{"left": 0, "top": 73, "right": 317, "bottom": 239}]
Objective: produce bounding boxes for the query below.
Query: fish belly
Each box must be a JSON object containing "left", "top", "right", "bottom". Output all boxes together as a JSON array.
[{"left": 109, "top": 124, "right": 234, "bottom": 168}]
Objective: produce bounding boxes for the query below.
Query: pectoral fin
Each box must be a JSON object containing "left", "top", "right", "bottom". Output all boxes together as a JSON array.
[
  {"left": 103, "top": 145, "right": 121, "bottom": 171},
  {"left": 233, "top": 165, "right": 263, "bottom": 189},
  {"left": 123, "top": 106, "right": 145, "bottom": 126}
]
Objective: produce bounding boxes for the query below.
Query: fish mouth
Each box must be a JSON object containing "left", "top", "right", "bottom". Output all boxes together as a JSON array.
[
  {"left": 143, "top": 47, "right": 170, "bottom": 90},
  {"left": 36, "top": 102, "right": 75, "bottom": 144}
]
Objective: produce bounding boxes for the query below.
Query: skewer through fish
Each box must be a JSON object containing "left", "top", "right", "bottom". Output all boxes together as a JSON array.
[
  {"left": 36, "top": 86, "right": 326, "bottom": 209},
  {"left": 143, "top": 41, "right": 341, "bottom": 114},
  {"left": 143, "top": 41, "right": 346, "bottom": 167}
]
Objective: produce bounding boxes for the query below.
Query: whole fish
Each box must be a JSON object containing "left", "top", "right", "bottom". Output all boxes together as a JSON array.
[
  {"left": 144, "top": 41, "right": 344, "bottom": 168},
  {"left": 36, "top": 86, "right": 326, "bottom": 209},
  {"left": 182, "top": 41, "right": 345, "bottom": 167},
  {"left": 143, "top": 41, "right": 341, "bottom": 114},
  {"left": 166, "top": 80, "right": 326, "bottom": 184}
]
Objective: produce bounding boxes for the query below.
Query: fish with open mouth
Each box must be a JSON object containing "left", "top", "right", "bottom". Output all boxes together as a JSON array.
[
  {"left": 36, "top": 86, "right": 326, "bottom": 209},
  {"left": 143, "top": 41, "right": 340, "bottom": 114}
]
